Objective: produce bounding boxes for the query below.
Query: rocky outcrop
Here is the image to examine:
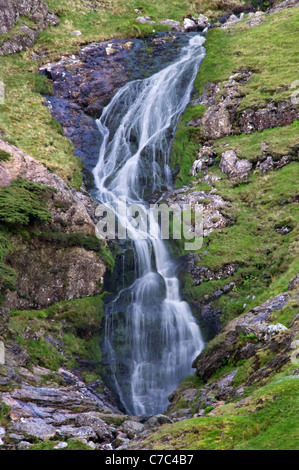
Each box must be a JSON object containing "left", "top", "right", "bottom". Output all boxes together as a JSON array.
[
  {"left": 0, "top": 139, "right": 107, "bottom": 309},
  {"left": 41, "top": 34, "right": 188, "bottom": 177},
  {"left": 198, "top": 72, "right": 252, "bottom": 140},
  {"left": 0, "top": 0, "right": 59, "bottom": 56},
  {"left": 163, "top": 186, "right": 229, "bottom": 238}
]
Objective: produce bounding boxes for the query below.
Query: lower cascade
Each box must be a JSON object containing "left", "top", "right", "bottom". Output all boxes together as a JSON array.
[{"left": 93, "top": 34, "right": 206, "bottom": 415}]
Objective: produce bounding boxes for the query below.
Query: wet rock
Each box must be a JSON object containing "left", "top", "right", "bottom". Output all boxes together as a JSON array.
[
  {"left": 120, "top": 420, "right": 146, "bottom": 439},
  {"left": 219, "top": 150, "right": 252, "bottom": 181},
  {"left": 197, "top": 14, "right": 209, "bottom": 31}
]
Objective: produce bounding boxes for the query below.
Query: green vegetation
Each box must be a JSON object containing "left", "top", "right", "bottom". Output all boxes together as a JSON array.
[
  {"left": 29, "top": 439, "right": 93, "bottom": 450},
  {"left": 0, "top": 150, "right": 11, "bottom": 161},
  {"left": 0, "top": 180, "right": 53, "bottom": 299}
]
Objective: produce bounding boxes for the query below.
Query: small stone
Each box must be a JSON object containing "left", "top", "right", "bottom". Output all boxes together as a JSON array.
[
  {"left": 136, "top": 17, "right": 155, "bottom": 24},
  {"left": 71, "top": 30, "right": 82, "bottom": 36}
]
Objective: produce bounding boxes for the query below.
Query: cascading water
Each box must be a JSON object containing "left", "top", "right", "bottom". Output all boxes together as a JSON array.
[{"left": 93, "top": 34, "right": 206, "bottom": 415}]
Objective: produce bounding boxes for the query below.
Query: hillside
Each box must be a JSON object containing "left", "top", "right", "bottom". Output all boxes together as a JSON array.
[{"left": 0, "top": 0, "right": 298, "bottom": 451}]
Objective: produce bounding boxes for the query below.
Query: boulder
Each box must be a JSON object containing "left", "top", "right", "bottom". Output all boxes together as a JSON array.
[
  {"left": 58, "top": 425, "right": 97, "bottom": 441},
  {"left": 136, "top": 17, "right": 155, "bottom": 24}
]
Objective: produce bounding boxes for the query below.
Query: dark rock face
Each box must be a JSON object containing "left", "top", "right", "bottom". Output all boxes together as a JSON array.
[{"left": 0, "top": 0, "right": 59, "bottom": 56}]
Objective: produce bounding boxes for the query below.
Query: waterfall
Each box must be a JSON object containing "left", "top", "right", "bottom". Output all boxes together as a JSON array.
[{"left": 93, "top": 34, "right": 206, "bottom": 415}]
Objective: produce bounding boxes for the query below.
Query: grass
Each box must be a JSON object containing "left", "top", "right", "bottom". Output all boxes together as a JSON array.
[
  {"left": 194, "top": 8, "right": 299, "bottom": 108},
  {"left": 171, "top": 7, "right": 299, "bottom": 185},
  {"left": 9, "top": 295, "right": 106, "bottom": 372}
]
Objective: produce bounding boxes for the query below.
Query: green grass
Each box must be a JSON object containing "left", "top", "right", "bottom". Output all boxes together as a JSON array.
[
  {"left": 213, "top": 123, "right": 299, "bottom": 163},
  {"left": 135, "top": 376, "right": 299, "bottom": 450},
  {"left": 0, "top": 0, "right": 250, "bottom": 187},
  {"left": 171, "top": 7, "right": 299, "bottom": 184},
  {"left": 195, "top": 8, "right": 299, "bottom": 108}
]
